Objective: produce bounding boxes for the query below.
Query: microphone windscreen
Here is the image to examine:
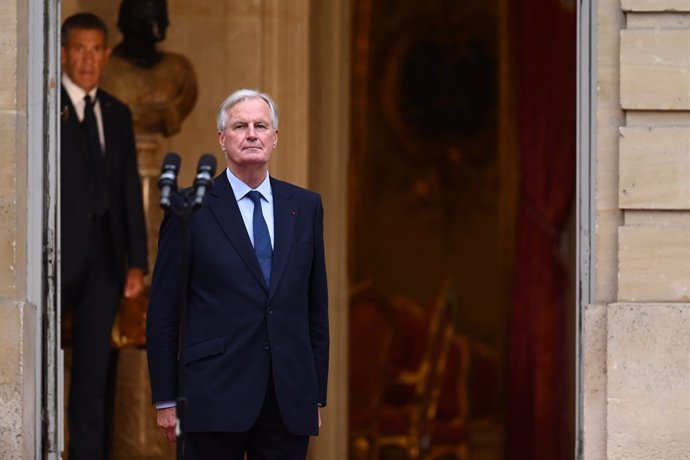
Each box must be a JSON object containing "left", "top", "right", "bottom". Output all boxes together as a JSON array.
[
  {"left": 162, "top": 152, "right": 181, "bottom": 172},
  {"left": 197, "top": 153, "right": 217, "bottom": 176}
]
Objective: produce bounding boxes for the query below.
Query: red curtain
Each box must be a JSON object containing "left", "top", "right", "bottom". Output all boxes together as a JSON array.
[{"left": 506, "top": 1, "right": 576, "bottom": 459}]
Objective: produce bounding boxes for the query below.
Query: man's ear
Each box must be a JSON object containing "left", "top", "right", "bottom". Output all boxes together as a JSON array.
[
  {"left": 273, "top": 129, "right": 279, "bottom": 148},
  {"left": 218, "top": 131, "right": 226, "bottom": 150}
]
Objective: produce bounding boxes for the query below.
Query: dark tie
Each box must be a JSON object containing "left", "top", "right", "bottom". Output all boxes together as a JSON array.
[
  {"left": 246, "top": 191, "right": 273, "bottom": 287},
  {"left": 83, "top": 94, "right": 110, "bottom": 215}
]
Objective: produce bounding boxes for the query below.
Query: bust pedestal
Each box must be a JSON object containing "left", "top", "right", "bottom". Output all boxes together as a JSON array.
[{"left": 110, "top": 134, "right": 174, "bottom": 460}]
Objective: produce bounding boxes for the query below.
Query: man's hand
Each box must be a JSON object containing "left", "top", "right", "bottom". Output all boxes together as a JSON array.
[
  {"left": 123, "top": 268, "right": 145, "bottom": 299},
  {"left": 157, "top": 407, "right": 177, "bottom": 442},
  {"left": 318, "top": 407, "right": 322, "bottom": 428}
]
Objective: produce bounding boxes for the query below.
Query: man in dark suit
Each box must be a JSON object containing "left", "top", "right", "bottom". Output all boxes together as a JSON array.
[
  {"left": 146, "top": 89, "right": 329, "bottom": 459},
  {"left": 60, "top": 13, "right": 148, "bottom": 460}
]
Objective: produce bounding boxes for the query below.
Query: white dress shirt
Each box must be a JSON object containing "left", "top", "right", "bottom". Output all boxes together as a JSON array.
[
  {"left": 226, "top": 168, "right": 275, "bottom": 248},
  {"left": 62, "top": 73, "right": 106, "bottom": 153}
]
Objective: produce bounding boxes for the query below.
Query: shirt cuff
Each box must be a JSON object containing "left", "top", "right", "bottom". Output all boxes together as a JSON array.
[{"left": 155, "top": 400, "right": 177, "bottom": 410}]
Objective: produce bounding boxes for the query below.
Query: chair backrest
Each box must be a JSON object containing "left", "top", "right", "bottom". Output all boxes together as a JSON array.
[
  {"left": 466, "top": 340, "right": 500, "bottom": 421},
  {"left": 349, "top": 283, "right": 394, "bottom": 417},
  {"left": 387, "top": 279, "right": 456, "bottom": 385},
  {"left": 386, "top": 297, "right": 427, "bottom": 378},
  {"left": 428, "top": 334, "right": 471, "bottom": 423},
  {"left": 381, "top": 281, "right": 459, "bottom": 424}
]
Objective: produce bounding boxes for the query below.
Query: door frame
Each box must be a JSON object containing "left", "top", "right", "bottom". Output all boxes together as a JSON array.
[
  {"left": 576, "top": 0, "right": 597, "bottom": 458},
  {"left": 34, "top": 0, "right": 596, "bottom": 458},
  {"left": 30, "top": 0, "right": 62, "bottom": 457}
]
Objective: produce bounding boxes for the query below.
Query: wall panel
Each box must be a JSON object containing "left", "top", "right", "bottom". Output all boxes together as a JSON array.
[
  {"left": 622, "top": 0, "right": 690, "bottom": 11},
  {"left": 607, "top": 303, "right": 690, "bottom": 460},
  {"left": 618, "top": 226, "right": 690, "bottom": 301},
  {"left": 620, "top": 30, "right": 690, "bottom": 110},
  {"left": 619, "top": 127, "right": 690, "bottom": 209}
]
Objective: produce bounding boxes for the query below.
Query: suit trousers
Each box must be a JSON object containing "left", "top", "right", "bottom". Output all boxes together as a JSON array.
[
  {"left": 63, "top": 216, "right": 121, "bottom": 460},
  {"left": 183, "top": 372, "right": 310, "bottom": 460}
]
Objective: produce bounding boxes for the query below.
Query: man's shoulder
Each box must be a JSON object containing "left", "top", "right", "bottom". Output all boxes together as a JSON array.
[
  {"left": 97, "top": 88, "right": 130, "bottom": 113},
  {"left": 271, "top": 177, "right": 321, "bottom": 202}
]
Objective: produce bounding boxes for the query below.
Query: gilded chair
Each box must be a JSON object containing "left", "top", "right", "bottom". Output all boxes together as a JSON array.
[
  {"left": 464, "top": 340, "right": 501, "bottom": 455},
  {"left": 375, "top": 281, "right": 457, "bottom": 459},
  {"left": 425, "top": 334, "right": 471, "bottom": 460},
  {"left": 349, "top": 283, "right": 395, "bottom": 460}
]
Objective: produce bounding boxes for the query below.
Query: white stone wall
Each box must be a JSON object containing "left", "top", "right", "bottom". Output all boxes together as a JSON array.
[
  {"left": 0, "top": 0, "right": 36, "bottom": 457},
  {"left": 587, "top": 0, "right": 690, "bottom": 458},
  {"left": 607, "top": 303, "right": 690, "bottom": 459}
]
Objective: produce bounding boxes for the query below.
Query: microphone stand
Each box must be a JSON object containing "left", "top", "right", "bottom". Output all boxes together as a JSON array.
[
  {"left": 162, "top": 188, "right": 204, "bottom": 460},
  {"left": 156, "top": 153, "right": 215, "bottom": 459}
]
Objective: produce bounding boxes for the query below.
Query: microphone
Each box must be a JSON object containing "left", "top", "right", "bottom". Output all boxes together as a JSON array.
[
  {"left": 192, "top": 154, "right": 217, "bottom": 208},
  {"left": 158, "top": 152, "right": 181, "bottom": 209}
]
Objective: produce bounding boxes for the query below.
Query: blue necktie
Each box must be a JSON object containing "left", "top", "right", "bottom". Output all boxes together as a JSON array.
[{"left": 246, "top": 191, "right": 272, "bottom": 287}]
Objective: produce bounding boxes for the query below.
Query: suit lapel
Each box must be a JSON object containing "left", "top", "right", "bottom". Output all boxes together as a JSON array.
[
  {"left": 61, "top": 86, "right": 91, "bottom": 168},
  {"left": 268, "top": 178, "right": 297, "bottom": 301},
  {"left": 97, "top": 90, "right": 115, "bottom": 176},
  {"left": 207, "top": 173, "right": 269, "bottom": 292}
]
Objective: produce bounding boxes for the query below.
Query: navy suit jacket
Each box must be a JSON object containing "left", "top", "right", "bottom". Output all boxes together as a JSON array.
[
  {"left": 146, "top": 173, "right": 329, "bottom": 436},
  {"left": 60, "top": 85, "right": 148, "bottom": 286}
]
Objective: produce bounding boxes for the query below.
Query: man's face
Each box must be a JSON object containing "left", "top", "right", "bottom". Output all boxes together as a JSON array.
[
  {"left": 218, "top": 98, "right": 278, "bottom": 171},
  {"left": 61, "top": 28, "right": 110, "bottom": 92}
]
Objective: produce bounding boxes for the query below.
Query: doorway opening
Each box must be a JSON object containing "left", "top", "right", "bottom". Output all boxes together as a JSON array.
[
  {"left": 47, "top": 0, "right": 579, "bottom": 458},
  {"left": 347, "top": 0, "right": 577, "bottom": 459}
]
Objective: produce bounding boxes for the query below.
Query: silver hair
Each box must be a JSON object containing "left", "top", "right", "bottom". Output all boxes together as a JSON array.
[{"left": 216, "top": 89, "right": 279, "bottom": 132}]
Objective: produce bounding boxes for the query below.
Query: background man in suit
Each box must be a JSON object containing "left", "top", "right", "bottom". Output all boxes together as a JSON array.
[
  {"left": 60, "top": 13, "right": 148, "bottom": 459},
  {"left": 146, "top": 89, "right": 329, "bottom": 459}
]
